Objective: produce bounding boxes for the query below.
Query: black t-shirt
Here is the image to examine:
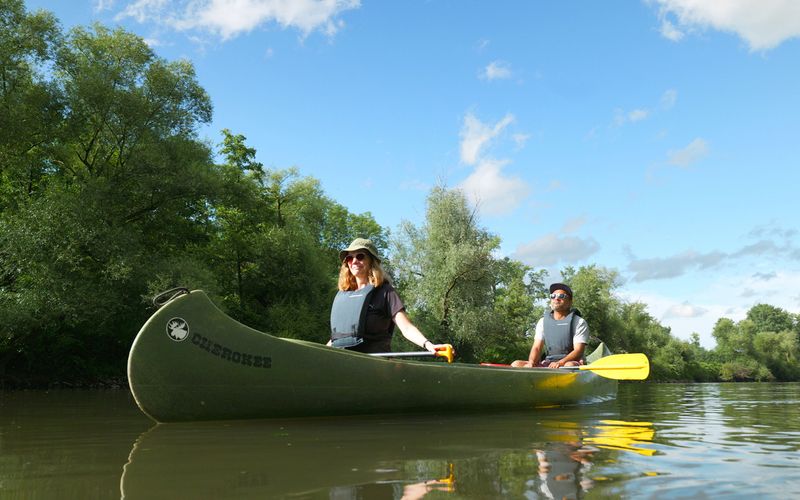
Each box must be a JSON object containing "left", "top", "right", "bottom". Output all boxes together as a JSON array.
[{"left": 348, "top": 283, "right": 405, "bottom": 353}]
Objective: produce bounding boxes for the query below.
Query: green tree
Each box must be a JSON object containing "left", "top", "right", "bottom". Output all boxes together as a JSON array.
[
  {"left": 0, "top": 19, "right": 217, "bottom": 384},
  {"left": 746, "top": 303, "right": 797, "bottom": 335},
  {"left": 393, "top": 187, "right": 537, "bottom": 361},
  {"left": 712, "top": 304, "right": 800, "bottom": 381},
  {"left": 0, "top": 0, "right": 62, "bottom": 210},
  {"left": 54, "top": 24, "right": 211, "bottom": 181},
  {"left": 753, "top": 330, "right": 800, "bottom": 380},
  {"left": 207, "top": 129, "right": 267, "bottom": 313},
  {"left": 202, "top": 131, "right": 390, "bottom": 344}
]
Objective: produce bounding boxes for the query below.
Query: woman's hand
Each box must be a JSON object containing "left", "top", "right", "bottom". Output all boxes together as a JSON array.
[
  {"left": 424, "top": 341, "right": 450, "bottom": 353},
  {"left": 394, "top": 311, "right": 455, "bottom": 358}
]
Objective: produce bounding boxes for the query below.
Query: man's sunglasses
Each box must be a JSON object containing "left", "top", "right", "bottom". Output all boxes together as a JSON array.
[
  {"left": 550, "top": 293, "right": 570, "bottom": 300},
  {"left": 344, "top": 253, "right": 367, "bottom": 263}
]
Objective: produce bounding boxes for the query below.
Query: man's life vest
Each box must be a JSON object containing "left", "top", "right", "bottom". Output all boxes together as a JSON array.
[
  {"left": 330, "top": 284, "right": 375, "bottom": 348},
  {"left": 541, "top": 309, "right": 582, "bottom": 361}
]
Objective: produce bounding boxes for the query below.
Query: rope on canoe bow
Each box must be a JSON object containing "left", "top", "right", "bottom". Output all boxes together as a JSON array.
[{"left": 152, "top": 287, "right": 190, "bottom": 308}]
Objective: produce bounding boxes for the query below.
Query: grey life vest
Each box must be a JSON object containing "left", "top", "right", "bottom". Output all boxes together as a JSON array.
[
  {"left": 330, "top": 284, "right": 375, "bottom": 348},
  {"left": 542, "top": 309, "right": 581, "bottom": 361}
]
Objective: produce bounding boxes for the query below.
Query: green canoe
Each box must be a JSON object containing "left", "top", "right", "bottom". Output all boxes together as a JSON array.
[{"left": 127, "top": 290, "right": 618, "bottom": 422}]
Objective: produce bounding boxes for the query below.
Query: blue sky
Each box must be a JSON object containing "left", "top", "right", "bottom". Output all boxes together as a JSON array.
[{"left": 28, "top": 0, "right": 800, "bottom": 348}]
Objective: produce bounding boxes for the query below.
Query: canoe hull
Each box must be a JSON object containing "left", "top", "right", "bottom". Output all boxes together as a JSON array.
[{"left": 128, "top": 290, "right": 617, "bottom": 422}]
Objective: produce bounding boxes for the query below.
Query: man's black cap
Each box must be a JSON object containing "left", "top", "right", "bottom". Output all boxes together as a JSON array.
[{"left": 549, "top": 283, "right": 573, "bottom": 298}]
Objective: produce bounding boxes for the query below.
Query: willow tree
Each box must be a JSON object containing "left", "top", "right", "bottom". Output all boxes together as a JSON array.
[{"left": 393, "top": 187, "right": 540, "bottom": 362}]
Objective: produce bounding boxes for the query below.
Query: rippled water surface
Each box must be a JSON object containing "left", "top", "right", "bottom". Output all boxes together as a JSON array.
[{"left": 1, "top": 383, "right": 799, "bottom": 499}]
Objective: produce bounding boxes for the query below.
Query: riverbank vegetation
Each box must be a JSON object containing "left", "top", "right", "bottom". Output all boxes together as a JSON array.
[{"left": 1, "top": 1, "right": 798, "bottom": 387}]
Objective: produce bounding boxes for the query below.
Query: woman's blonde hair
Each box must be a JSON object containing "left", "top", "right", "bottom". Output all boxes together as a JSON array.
[{"left": 338, "top": 254, "right": 387, "bottom": 291}]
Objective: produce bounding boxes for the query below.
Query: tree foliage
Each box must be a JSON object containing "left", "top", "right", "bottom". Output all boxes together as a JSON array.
[
  {"left": 393, "top": 187, "right": 541, "bottom": 362},
  {"left": 0, "top": 0, "right": 62, "bottom": 211},
  {"left": 711, "top": 309, "right": 800, "bottom": 381}
]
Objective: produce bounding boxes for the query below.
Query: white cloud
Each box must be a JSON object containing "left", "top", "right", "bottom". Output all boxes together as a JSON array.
[
  {"left": 628, "top": 249, "right": 726, "bottom": 282},
  {"left": 627, "top": 229, "right": 800, "bottom": 283},
  {"left": 94, "top": 0, "right": 117, "bottom": 12},
  {"left": 667, "top": 137, "right": 708, "bottom": 167},
  {"left": 561, "top": 216, "right": 587, "bottom": 234},
  {"left": 659, "top": 18, "right": 684, "bottom": 41},
  {"left": 514, "top": 233, "right": 600, "bottom": 267},
  {"left": 725, "top": 270, "right": 800, "bottom": 310},
  {"left": 661, "top": 89, "right": 678, "bottom": 109},
  {"left": 143, "top": 37, "right": 165, "bottom": 47},
  {"left": 457, "top": 112, "right": 529, "bottom": 216},
  {"left": 116, "top": 0, "right": 170, "bottom": 23},
  {"left": 628, "top": 109, "right": 650, "bottom": 122},
  {"left": 459, "top": 112, "right": 514, "bottom": 165},
  {"left": 613, "top": 107, "right": 650, "bottom": 126},
  {"left": 512, "top": 133, "right": 530, "bottom": 149},
  {"left": 652, "top": 0, "right": 800, "bottom": 51},
  {"left": 481, "top": 60, "right": 512, "bottom": 80},
  {"left": 610, "top": 89, "right": 675, "bottom": 128},
  {"left": 459, "top": 159, "right": 529, "bottom": 216},
  {"left": 663, "top": 301, "right": 708, "bottom": 319},
  {"left": 115, "top": 0, "right": 361, "bottom": 40},
  {"left": 751, "top": 271, "right": 777, "bottom": 281},
  {"left": 748, "top": 221, "right": 798, "bottom": 240}
]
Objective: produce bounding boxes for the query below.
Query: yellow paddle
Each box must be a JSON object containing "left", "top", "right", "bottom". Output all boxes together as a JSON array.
[{"left": 578, "top": 353, "right": 650, "bottom": 380}]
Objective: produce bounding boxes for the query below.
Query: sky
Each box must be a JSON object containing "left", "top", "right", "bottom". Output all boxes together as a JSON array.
[{"left": 26, "top": 0, "right": 800, "bottom": 348}]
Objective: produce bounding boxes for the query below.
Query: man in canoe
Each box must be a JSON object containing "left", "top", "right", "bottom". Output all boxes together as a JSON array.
[
  {"left": 327, "top": 238, "right": 448, "bottom": 354},
  {"left": 511, "top": 283, "right": 588, "bottom": 368}
]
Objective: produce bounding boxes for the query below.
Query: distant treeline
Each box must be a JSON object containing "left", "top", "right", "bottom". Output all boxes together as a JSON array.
[{"left": 1, "top": 1, "right": 798, "bottom": 386}]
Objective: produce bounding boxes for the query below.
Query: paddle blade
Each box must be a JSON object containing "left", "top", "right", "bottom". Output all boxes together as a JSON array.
[{"left": 579, "top": 353, "right": 650, "bottom": 380}]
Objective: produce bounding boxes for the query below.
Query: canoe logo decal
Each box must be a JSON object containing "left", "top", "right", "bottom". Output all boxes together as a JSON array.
[
  {"left": 191, "top": 333, "right": 272, "bottom": 368},
  {"left": 166, "top": 318, "right": 189, "bottom": 342}
]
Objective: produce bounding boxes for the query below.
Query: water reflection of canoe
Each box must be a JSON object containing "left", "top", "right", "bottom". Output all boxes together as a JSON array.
[
  {"left": 119, "top": 414, "right": 656, "bottom": 499},
  {"left": 127, "top": 290, "right": 617, "bottom": 422},
  {"left": 119, "top": 417, "right": 485, "bottom": 499}
]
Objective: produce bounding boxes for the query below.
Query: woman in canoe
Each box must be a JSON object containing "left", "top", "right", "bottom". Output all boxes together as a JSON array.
[{"left": 328, "top": 237, "right": 447, "bottom": 354}]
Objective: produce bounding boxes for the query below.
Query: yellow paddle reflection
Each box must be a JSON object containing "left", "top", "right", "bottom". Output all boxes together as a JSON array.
[
  {"left": 533, "top": 418, "right": 657, "bottom": 498},
  {"left": 540, "top": 418, "right": 656, "bottom": 456},
  {"left": 584, "top": 420, "right": 656, "bottom": 456},
  {"left": 402, "top": 463, "right": 455, "bottom": 499}
]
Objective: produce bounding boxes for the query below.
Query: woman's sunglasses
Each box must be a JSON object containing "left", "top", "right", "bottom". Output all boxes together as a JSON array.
[{"left": 344, "top": 253, "right": 367, "bottom": 264}]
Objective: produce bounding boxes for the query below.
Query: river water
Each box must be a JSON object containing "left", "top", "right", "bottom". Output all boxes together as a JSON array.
[{"left": 1, "top": 382, "right": 799, "bottom": 499}]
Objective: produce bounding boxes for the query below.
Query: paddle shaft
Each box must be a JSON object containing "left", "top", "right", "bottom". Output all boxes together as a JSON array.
[
  {"left": 369, "top": 351, "right": 436, "bottom": 358},
  {"left": 369, "top": 344, "right": 455, "bottom": 363}
]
